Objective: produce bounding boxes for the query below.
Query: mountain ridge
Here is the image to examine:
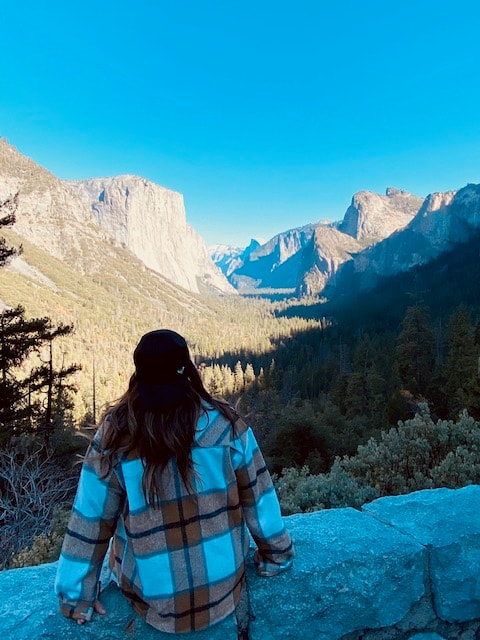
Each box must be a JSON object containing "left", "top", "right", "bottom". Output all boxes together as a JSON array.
[
  {"left": 212, "top": 183, "right": 480, "bottom": 299},
  {"left": 214, "top": 187, "right": 425, "bottom": 296},
  {"left": 0, "top": 139, "right": 233, "bottom": 295},
  {"left": 3, "top": 138, "right": 480, "bottom": 304},
  {"left": 334, "top": 183, "right": 480, "bottom": 294}
]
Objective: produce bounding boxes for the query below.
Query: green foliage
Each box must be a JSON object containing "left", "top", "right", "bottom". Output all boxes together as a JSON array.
[
  {"left": 275, "top": 407, "right": 480, "bottom": 514},
  {"left": 395, "top": 304, "right": 435, "bottom": 395},
  {"left": 274, "top": 461, "right": 378, "bottom": 515},
  {"left": 265, "top": 401, "right": 329, "bottom": 473},
  {"left": 443, "top": 306, "right": 479, "bottom": 417},
  {"left": 0, "top": 305, "right": 80, "bottom": 447},
  {"left": 343, "top": 406, "right": 480, "bottom": 495}
]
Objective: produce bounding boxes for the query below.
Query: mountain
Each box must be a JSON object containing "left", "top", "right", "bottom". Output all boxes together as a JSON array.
[
  {"left": 0, "top": 139, "right": 233, "bottom": 295},
  {"left": 224, "top": 224, "right": 317, "bottom": 291},
  {"left": 318, "top": 225, "right": 480, "bottom": 335},
  {"left": 296, "top": 187, "right": 423, "bottom": 296},
  {"left": 217, "top": 188, "right": 423, "bottom": 296},
  {"left": 332, "top": 183, "right": 480, "bottom": 295},
  {"left": 338, "top": 187, "right": 423, "bottom": 243},
  {"left": 210, "top": 239, "right": 261, "bottom": 278},
  {"left": 67, "top": 176, "right": 233, "bottom": 294},
  {"left": 297, "top": 226, "right": 364, "bottom": 296},
  {"left": 0, "top": 139, "right": 238, "bottom": 416}
]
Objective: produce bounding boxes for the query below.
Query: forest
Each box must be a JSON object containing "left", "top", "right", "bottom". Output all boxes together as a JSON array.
[{"left": 1, "top": 195, "right": 480, "bottom": 569}]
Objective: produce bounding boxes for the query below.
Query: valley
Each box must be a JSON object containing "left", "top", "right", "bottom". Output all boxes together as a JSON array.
[{"left": 1, "top": 137, "right": 480, "bottom": 468}]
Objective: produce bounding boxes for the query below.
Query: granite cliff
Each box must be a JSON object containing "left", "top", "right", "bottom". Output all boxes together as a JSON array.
[
  {"left": 225, "top": 224, "right": 317, "bottom": 291},
  {"left": 297, "top": 225, "right": 363, "bottom": 296},
  {"left": 0, "top": 139, "right": 233, "bottom": 295},
  {"left": 210, "top": 239, "right": 261, "bottom": 278},
  {"left": 67, "top": 176, "right": 234, "bottom": 294},
  {"left": 296, "top": 187, "right": 423, "bottom": 296},
  {"left": 337, "top": 183, "right": 480, "bottom": 293},
  {"left": 215, "top": 187, "right": 423, "bottom": 296},
  {"left": 338, "top": 187, "right": 423, "bottom": 244}
]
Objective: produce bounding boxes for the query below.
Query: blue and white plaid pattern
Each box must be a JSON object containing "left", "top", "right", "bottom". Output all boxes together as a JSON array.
[{"left": 55, "top": 408, "right": 294, "bottom": 632}]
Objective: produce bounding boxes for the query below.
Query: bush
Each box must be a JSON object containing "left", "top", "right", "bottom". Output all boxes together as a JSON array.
[
  {"left": 9, "top": 507, "right": 70, "bottom": 568},
  {"left": 275, "top": 406, "right": 480, "bottom": 514},
  {"left": 342, "top": 405, "right": 480, "bottom": 495},
  {"left": 0, "top": 450, "right": 76, "bottom": 569},
  {"left": 274, "top": 461, "right": 378, "bottom": 515}
]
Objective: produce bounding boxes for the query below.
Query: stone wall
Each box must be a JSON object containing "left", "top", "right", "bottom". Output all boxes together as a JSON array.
[{"left": 1, "top": 486, "right": 480, "bottom": 640}]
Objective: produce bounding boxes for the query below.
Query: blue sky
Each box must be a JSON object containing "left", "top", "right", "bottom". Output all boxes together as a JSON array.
[{"left": 2, "top": 1, "right": 480, "bottom": 246}]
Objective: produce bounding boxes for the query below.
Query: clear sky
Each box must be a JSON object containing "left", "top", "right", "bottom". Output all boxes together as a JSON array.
[{"left": 2, "top": 1, "right": 480, "bottom": 247}]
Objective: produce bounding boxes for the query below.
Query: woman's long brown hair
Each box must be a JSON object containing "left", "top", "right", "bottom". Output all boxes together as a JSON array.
[{"left": 97, "top": 361, "right": 237, "bottom": 506}]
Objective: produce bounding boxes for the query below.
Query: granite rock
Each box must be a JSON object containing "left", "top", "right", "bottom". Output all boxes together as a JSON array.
[{"left": 363, "top": 485, "right": 480, "bottom": 623}]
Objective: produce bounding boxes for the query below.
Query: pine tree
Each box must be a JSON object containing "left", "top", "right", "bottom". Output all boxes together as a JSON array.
[
  {"left": 28, "top": 321, "right": 80, "bottom": 447},
  {"left": 395, "top": 304, "right": 435, "bottom": 396},
  {"left": 244, "top": 363, "right": 256, "bottom": 388},
  {"left": 443, "top": 306, "right": 479, "bottom": 417},
  {"left": 344, "top": 335, "right": 373, "bottom": 419},
  {"left": 233, "top": 361, "right": 245, "bottom": 393},
  {"left": 0, "top": 307, "right": 80, "bottom": 447},
  {"left": 0, "top": 306, "right": 51, "bottom": 444}
]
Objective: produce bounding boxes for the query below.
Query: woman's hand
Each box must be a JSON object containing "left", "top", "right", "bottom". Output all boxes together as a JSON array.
[{"left": 73, "top": 600, "right": 107, "bottom": 625}]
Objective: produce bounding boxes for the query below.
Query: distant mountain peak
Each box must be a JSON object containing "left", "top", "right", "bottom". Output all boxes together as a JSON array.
[
  {"left": 338, "top": 188, "right": 423, "bottom": 244},
  {"left": 331, "top": 182, "right": 480, "bottom": 296},
  {"left": 245, "top": 238, "right": 261, "bottom": 252}
]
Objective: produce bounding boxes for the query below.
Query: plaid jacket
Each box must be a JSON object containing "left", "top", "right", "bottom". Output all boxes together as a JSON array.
[{"left": 55, "top": 407, "right": 294, "bottom": 633}]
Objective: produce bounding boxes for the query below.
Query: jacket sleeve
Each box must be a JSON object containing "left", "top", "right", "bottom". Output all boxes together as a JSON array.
[
  {"left": 230, "top": 421, "right": 294, "bottom": 577},
  {"left": 54, "top": 435, "right": 124, "bottom": 620}
]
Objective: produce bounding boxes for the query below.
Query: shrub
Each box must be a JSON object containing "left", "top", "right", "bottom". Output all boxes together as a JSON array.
[
  {"left": 274, "top": 461, "right": 378, "bottom": 515},
  {"left": 0, "top": 450, "right": 76, "bottom": 569},
  {"left": 9, "top": 507, "right": 70, "bottom": 568},
  {"left": 342, "top": 405, "right": 480, "bottom": 495},
  {"left": 275, "top": 406, "right": 480, "bottom": 514}
]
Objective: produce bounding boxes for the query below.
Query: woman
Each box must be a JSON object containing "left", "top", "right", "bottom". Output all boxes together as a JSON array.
[{"left": 55, "top": 329, "right": 294, "bottom": 637}]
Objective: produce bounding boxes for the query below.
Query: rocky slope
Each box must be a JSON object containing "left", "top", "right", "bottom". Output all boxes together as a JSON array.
[
  {"left": 297, "top": 226, "right": 364, "bottom": 296},
  {"left": 337, "top": 183, "right": 480, "bottom": 292},
  {"left": 226, "top": 224, "right": 317, "bottom": 291},
  {"left": 338, "top": 187, "right": 423, "bottom": 243},
  {"left": 0, "top": 139, "right": 233, "bottom": 295},
  {"left": 295, "top": 187, "right": 423, "bottom": 296},
  {"left": 0, "top": 140, "right": 108, "bottom": 274},
  {"left": 210, "top": 239, "right": 261, "bottom": 278},
  {"left": 217, "top": 187, "right": 423, "bottom": 296}
]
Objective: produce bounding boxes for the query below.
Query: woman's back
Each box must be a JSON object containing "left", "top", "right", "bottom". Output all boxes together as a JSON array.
[{"left": 55, "top": 330, "right": 294, "bottom": 635}]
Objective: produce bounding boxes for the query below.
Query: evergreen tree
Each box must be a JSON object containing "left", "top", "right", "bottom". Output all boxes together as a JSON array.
[
  {"left": 0, "top": 306, "right": 52, "bottom": 444},
  {"left": 0, "top": 307, "right": 79, "bottom": 447},
  {"left": 233, "top": 361, "right": 245, "bottom": 393},
  {"left": 28, "top": 321, "right": 80, "bottom": 447},
  {"left": 244, "top": 363, "right": 256, "bottom": 388},
  {"left": 344, "top": 335, "right": 373, "bottom": 419},
  {"left": 443, "top": 306, "right": 479, "bottom": 417},
  {"left": 395, "top": 304, "right": 435, "bottom": 396}
]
